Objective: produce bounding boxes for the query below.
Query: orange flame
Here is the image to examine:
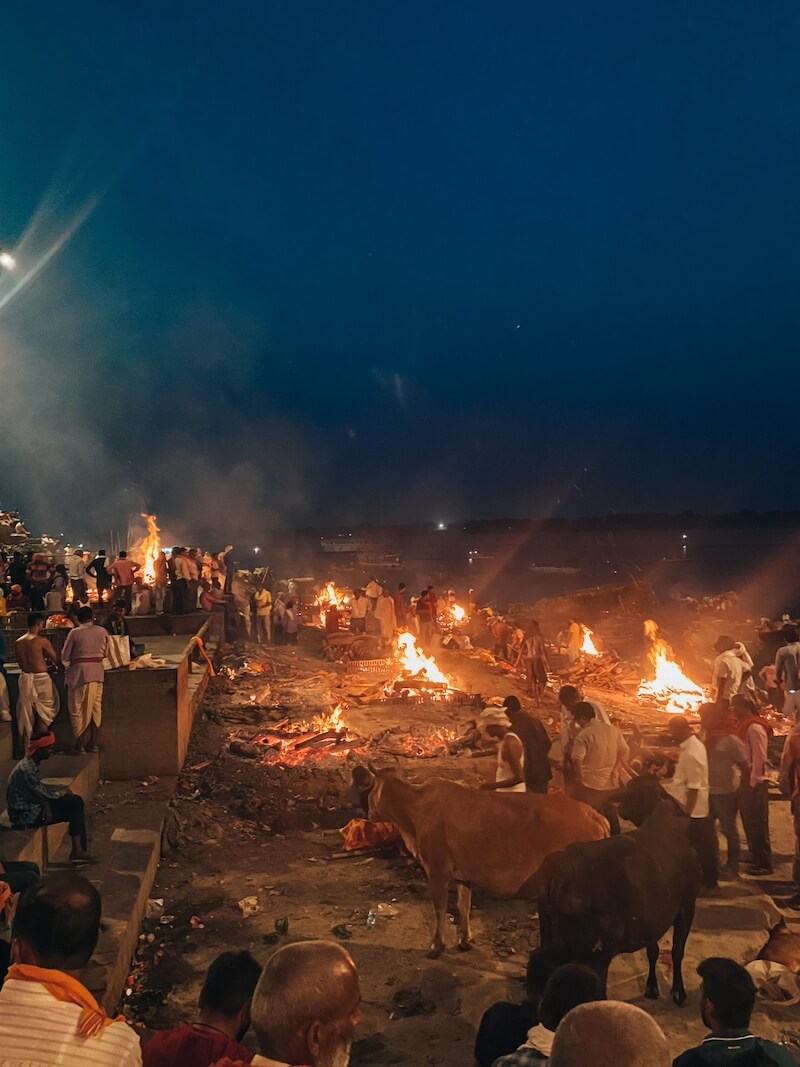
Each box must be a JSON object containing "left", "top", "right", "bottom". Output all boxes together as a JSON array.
[
  {"left": 395, "top": 631, "right": 452, "bottom": 685},
  {"left": 637, "top": 619, "right": 706, "bottom": 714},
  {"left": 133, "top": 513, "right": 161, "bottom": 585},
  {"left": 580, "top": 626, "right": 600, "bottom": 656},
  {"left": 314, "top": 581, "right": 350, "bottom": 626}
]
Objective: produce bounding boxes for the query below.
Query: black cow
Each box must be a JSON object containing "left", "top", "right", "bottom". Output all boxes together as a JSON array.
[{"left": 537, "top": 774, "right": 700, "bottom": 1005}]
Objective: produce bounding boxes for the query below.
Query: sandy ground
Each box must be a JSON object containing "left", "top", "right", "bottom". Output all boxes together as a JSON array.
[{"left": 124, "top": 629, "right": 800, "bottom": 1063}]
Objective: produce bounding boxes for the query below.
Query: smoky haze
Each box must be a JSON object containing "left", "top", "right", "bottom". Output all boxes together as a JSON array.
[{"left": 2, "top": 3, "right": 800, "bottom": 544}]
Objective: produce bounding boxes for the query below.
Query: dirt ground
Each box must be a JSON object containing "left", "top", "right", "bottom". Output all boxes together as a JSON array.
[{"left": 124, "top": 621, "right": 800, "bottom": 1063}]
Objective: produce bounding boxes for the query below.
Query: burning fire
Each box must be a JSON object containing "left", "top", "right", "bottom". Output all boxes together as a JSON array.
[
  {"left": 637, "top": 619, "right": 706, "bottom": 714},
  {"left": 133, "top": 514, "right": 161, "bottom": 585},
  {"left": 314, "top": 581, "right": 350, "bottom": 627},
  {"left": 395, "top": 631, "right": 452, "bottom": 686},
  {"left": 580, "top": 626, "right": 600, "bottom": 656}
]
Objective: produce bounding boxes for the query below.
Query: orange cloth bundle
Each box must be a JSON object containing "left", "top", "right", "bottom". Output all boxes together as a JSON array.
[{"left": 340, "top": 818, "right": 400, "bottom": 851}]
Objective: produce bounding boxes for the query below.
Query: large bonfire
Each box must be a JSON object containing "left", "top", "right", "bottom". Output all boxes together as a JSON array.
[
  {"left": 133, "top": 513, "right": 162, "bottom": 584},
  {"left": 637, "top": 618, "right": 705, "bottom": 714}
]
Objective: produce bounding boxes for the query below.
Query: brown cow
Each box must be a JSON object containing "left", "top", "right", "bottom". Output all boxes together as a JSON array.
[
  {"left": 366, "top": 767, "right": 608, "bottom": 957},
  {"left": 759, "top": 917, "right": 800, "bottom": 974}
]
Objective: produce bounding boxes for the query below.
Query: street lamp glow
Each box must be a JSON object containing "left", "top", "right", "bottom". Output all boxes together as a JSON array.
[
  {"left": 253, "top": 546, "right": 260, "bottom": 555},
  {"left": 0, "top": 252, "right": 16, "bottom": 271}
]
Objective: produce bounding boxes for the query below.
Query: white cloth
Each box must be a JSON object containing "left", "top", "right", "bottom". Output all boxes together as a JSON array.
[
  {"left": 68, "top": 681, "right": 104, "bottom": 737},
  {"left": 496, "top": 732, "right": 526, "bottom": 792},
  {"left": 521, "top": 1023, "right": 555, "bottom": 1057},
  {"left": 373, "top": 596, "right": 396, "bottom": 640},
  {"left": 16, "top": 672, "right": 60, "bottom": 739},
  {"left": 103, "top": 635, "right": 131, "bottom": 670},
  {"left": 365, "top": 580, "right": 382, "bottom": 599},
  {"left": 0, "top": 978, "right": 142, "bottom": 1066},
  {"left": 572, "top": 719, "right": 629, "bottom": 791},
  {"left": 666, "top": 734, "right": 710, "bottom": 818}
]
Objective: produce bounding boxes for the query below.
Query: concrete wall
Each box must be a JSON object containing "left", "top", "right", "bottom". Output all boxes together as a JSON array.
[{"left": 99, "top": 628, "right": 208, "bottom": 780}]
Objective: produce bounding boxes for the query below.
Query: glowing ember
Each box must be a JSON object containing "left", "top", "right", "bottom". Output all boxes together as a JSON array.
[
  {"left": 580, "top": 626, "right": 600, "bottom": 656},
  {"left": 637, "top": 618, "right": 706, "bottom": 714},
  {"left": 132, "top": 513, "right": 161, "bottom": 585}
]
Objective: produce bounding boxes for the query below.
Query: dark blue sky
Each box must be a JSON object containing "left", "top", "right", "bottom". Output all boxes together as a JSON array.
[{"left": 2, "top": 3, "right": 799, "bottom": 539}]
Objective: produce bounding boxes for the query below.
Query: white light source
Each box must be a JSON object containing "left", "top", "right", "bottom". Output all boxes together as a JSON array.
[
  {"left": 253, "top": 546, "right": 260, "bottom": 555},
  {"left": 0, "top": 252, "right": 16, "bottom": 271}
]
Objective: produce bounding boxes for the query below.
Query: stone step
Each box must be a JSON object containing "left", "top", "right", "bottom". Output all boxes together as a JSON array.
[{"left": 51, "top": 799, "right": 168, "bottom": 1011}]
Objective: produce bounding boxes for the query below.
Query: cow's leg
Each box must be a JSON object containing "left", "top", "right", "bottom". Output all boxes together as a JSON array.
[
  {"left": 456, "top": 884, "right": 473, "bottom": 951},
  {"left": 427, "top": 874, "right": 449, "bottom": 958},
  {"left": 644, "top": 942, "right": 660, "bottom": 999},
  {"left": 670, "top": 904, "right": 694, "bottom": 1006}
]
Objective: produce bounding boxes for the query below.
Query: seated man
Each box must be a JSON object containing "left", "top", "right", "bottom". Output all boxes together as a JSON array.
[
  {"left": 143, "top": 950, "right": 262, "bottom": 1066},
  {"left": 492, "top": 963, "right": 605, "bottom": 1066},
  {"left": 474, "top": 945, "right": 571, "bottom": 1067},
  {"left": 211, "top": 940, "right": 361, "bottom": 1067},
  {"left": 673, "top": 957, "right": 796, "bottom": 1066},
  {"left": 6, "top": 732, "right": 93, "bottom": 865},
  {"left": 0, "top": 872, "right": 142, "bottom": 1064}
]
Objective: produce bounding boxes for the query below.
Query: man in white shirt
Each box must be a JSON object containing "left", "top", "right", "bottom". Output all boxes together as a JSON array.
[
  {"left": 0, "top": 872, "right": 142, "bottom": 1065},
  {"left": 666, "top": 716, "right": 717, "bottom": 890},
  {"left": 710, "top": 636, "right": 745, "bottom": 704},
  {"left": 571, "top": 702, "right": 629, "bottom": 834},
  {"left": 775, "top": 625, "right": 800, "bottom": 721},
  {"left": 349, "top": 589, "right": 369, "bottom": 635},
  {"left": 364, "top": 578, "right": 382, "bottom": 610},
  {"left": 66, "top": 551, "right": 88, "bottom": 605},
  {"left": 233, "top": 940, "right": 361, "bottom": 1067}
]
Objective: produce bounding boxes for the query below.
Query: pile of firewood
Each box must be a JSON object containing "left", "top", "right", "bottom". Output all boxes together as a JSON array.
[
  {"left": 323, "top": 632, "right": 383, "bottom": 662},
  {"left": 563, "top": 650, "right": 640, "bottom": 694}
]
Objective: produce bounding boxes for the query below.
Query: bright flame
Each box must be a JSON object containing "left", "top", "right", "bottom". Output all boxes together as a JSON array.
[
  {"left": 452, "top": 604, "right": 466, "bottom": 622},
  {"left": 312, "top": 703, "right": 346, "bottom": 732},
  {"left": 395, "top": 631, "right": 452, "bottom": 686},
  {"left": 637, "top": 619, "right": 706, "bottom": 714},
  {"left": 580, "top": 626, "right": 600, "bottom": 656},
  {"left": 133, "top": 514, "right": 161, "bottom": 585},
  {"left": 313, "top": 581, "right": 350, "bottom": 627}
]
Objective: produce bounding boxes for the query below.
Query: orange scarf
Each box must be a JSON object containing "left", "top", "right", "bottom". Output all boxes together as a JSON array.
[{"left": 6, "top": 964, "right": 125, "bottom": 1037}]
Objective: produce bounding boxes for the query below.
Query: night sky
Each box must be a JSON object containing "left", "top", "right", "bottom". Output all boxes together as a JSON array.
[{"left": 2, "top": 3, "right": 799, "bottom": 541}]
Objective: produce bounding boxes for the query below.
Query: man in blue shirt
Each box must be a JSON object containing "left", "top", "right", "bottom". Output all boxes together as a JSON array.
[
  {"left": 674, "top": 957, "right": 796, "bottom": 1066},
  {"left": 6, "top": 732, "right": 93, "bottom": 865}
]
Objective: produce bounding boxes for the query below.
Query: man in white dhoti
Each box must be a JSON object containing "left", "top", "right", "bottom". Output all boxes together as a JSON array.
[
  {"left": 14, "top": 613, "right": 61, "bottom": 741},
  {"left": 61, "top": 606, "right": 109, "bottom": 753}
]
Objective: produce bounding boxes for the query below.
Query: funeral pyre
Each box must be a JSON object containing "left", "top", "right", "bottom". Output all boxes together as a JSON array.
[
  {"left": 220, "top": 631, "right": 479, "bottom": 768},
  {"left": 312, "top": 582, "right": 351, "bottom": 628},
  {"left": 636, "top": 618, "right": 706, "bottom": 714}
]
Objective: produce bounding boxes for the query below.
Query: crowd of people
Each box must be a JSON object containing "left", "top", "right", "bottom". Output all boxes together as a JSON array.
[
  {"left": 0, "top": 545, "right": 242, "bottom": 618},
  {"left": 0, "top": 869, "right": 794, "bottom": 1065}
]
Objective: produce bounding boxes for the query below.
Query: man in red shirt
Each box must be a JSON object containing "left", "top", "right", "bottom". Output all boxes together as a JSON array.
[
  {"left": 143, "top": 950, "right": 261, "bottom": 1067},
  {"left": 107, "top": 552, "right": 140, "bottom": 613}
]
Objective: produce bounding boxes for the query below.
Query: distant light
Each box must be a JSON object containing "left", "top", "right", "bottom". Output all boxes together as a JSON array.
[
  {"left": 682, "top": 534, "right": 688, "bottom": 540},
  {"left": 0, "top": 251, "right": 16, "bottom": 271},
  {"left": 437, "top": 522, "right": 447, "bottom": 531},
  {"left": 253, "top": 546, "right": 260, "bottom": 554}
]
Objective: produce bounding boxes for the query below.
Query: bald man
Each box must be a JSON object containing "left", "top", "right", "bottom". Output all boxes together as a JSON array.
[
  {"left": 226, "top": 940, "right": 361, "bottom": 1067},
  {"left": 549, "top": 1001, "right": 670, "bottom": 1067}
]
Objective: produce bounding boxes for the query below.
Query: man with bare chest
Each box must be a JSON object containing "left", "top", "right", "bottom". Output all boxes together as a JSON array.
[{"left": 15, "top": 613, "right": 61, "bottom": 740}]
